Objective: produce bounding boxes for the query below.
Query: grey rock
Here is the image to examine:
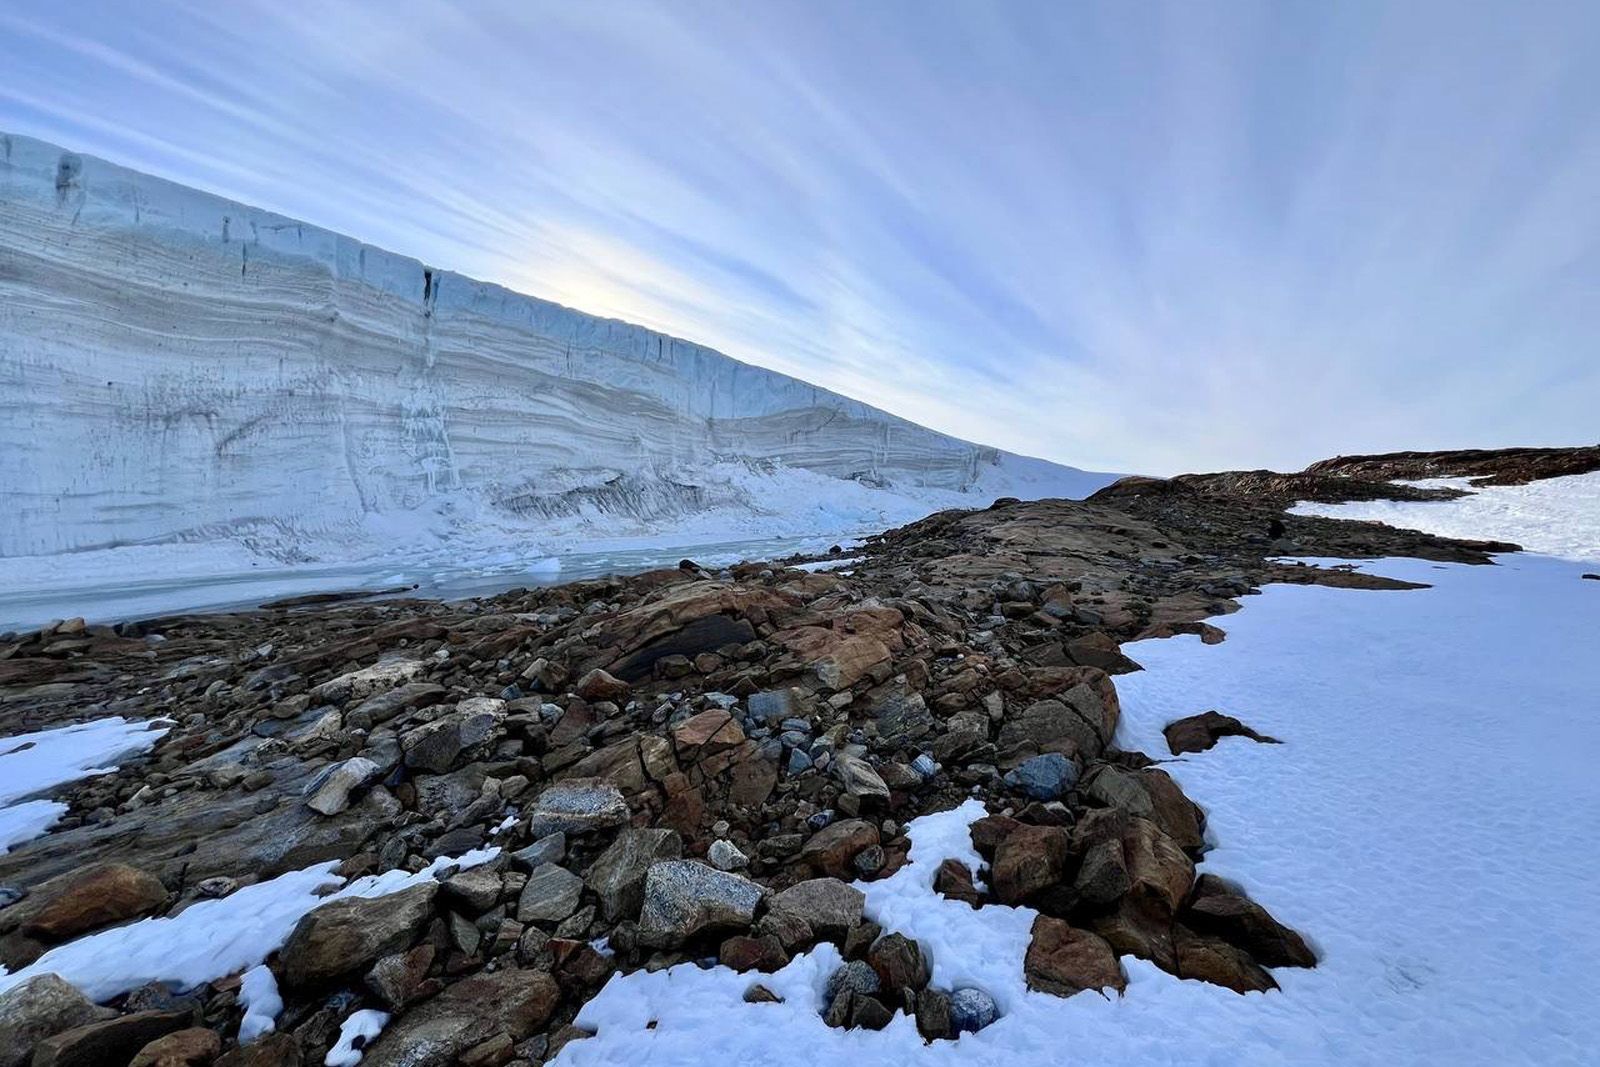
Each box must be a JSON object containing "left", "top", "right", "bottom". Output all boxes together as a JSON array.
[
  {"left": 511, "top": 832, "right": 567, "bottom": 870},
  {"left": 0, "top": 974, "right": 114, "bottom": 1067},
  {"left": 279, "top": 882, "right": 438, "bottom": 988},
  {"left": 824, "top": 960, "right": 881, "bottom": 1010},
  {"left": 833, "top": 754, "right": 890, "bottom": 803},
  {"left": 306, "top": 756, "right": 380, "bottom": 816},
  {"left": 707, "top": 839, "right": 749, "bottom": 871},
  {"left": 910, "top": 754, "right": 938, "bottom": 780},
  {"left": 516, "top": 864, "right": 584, "bottom": 924},
  {"left": 949, "top": 986, "right": 999, "bottom": 1033},
  {"left": 586, "top": 828, "right": 683, "bottom": 922},
  {"left": 1003, "top": 753, "right": 1079, "bottom": 801},
  {"left": 637, "top": 860, "right": 763, "bottom": 948},
  {"left": 525, "top": 778, "right": 629, "bottom": 838},
  {"left": 767, "top": 878, "right": 865, "bottom": 943}
]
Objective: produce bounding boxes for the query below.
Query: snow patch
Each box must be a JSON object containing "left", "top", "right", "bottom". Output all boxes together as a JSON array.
[{"left": 0, "top": 717, "right": 170, "bottom": 852}]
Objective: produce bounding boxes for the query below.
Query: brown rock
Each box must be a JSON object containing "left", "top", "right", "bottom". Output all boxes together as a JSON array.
[
  {"left": 574, "top": 668, "right": 631, "bottom": 702},
  {"left": 1174, "top": 925, "right": 1278, "bottom": 993},
  {"left": 990, "top": 824, "right": 1069, "bottom": 905},
  {"left": 1065, "top": 632, "right": 1142, "bottom": 674},
  {"left": 867, "top": 933, "right": 930, "bottom": 994},
  {"left": 129, "top": 1027, "right": 222, "bottom": 1067},
  {"left": 31, "top": 1010, "right": 189, "bottom": 1067},
  {"left": 279, "top": 882, "right": 438, "bottom": 988},
  {"left": 1185, "top": 874, "right": 1316, "bottom": 968},
  {"left": 671, "top": 709, "right": 744, "bottom": 756},
  {"left": 932, "top": 858, "right": 983, "bottom": 907},
  {"left": 1164, "top": 711, "right": 1280, "bottom": 755},
  {"left": 214, "top": 1032, "right": 302, "bottom": 1067},
  {"left": 23, "top": 863, "right": 168, "bottom": 941},
  {"left": 800, "top": 819, "right": 880, "bottom": 878},
  {"left": 719, "top": 934, "right": 790, "bottom": 973},
  {"left": 1023, "top": 916, "right": 1125, "bottom": 997}
]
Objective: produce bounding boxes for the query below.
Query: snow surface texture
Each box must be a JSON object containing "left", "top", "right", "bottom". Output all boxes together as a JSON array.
[
  {"left": 563, "top": 554, "right": 1599, "bottom": 1066},
  {"left": 0, "top": 132, "right": 1114, "bottom": 619},
  {"left": 0, "top": 847, "right": 498, "bottom": 1003},
  {"left": 0, "top": 717, "right": 169, "bottom": 852},
  {"left": 1292, "top": 472, "right": 1600, "bottom": 563}
]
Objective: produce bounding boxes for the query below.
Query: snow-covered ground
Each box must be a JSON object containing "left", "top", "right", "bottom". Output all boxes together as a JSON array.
[
  {"left": 561, "top": 552, "right": 1600, "bottom": 1066},
  {"left": 0, "top": 717, "right": 170, "bottom": 852},
  {"left": 1292, "top": 472, "right": 1600, "bottom": 563}
]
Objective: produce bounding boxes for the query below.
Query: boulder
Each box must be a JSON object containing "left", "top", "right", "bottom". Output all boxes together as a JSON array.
[
  {"left": 30, "top": 1010, "right": 190, "bottom": 1067},
  {"left": 766, "top": 878, "right": 865, "bottom": 943},
  {"left": 279, "top": 882, "right": 438, "bottom": 988},
  {"left": 574, "top": 669, "right": 631, "bottom": 702},
  {"left": 947, "top": 987, "right": 999, "bottom": 1034},
  {"left": 1080, "top": 764, "right": 1205, "bottom": 854},
  {"left": 707, "top": 839, "right": 749, "bottom": 871},
  {"left": 306, "top": 757, "right": 380, "bottom": 816},
  {"left": 1002, "top": 753, "right": 1078, "bottom": 800},
  {"left": 360, "top": 969, "right": 560, "bottom": 1067},
  {"left": 718, "top": 934, "right": 790, "bottom": 973},
  {"left": 586, "top": 828, "right": 683, "bottom": 921},
  {"left": 1173, "top": 925, "right": 1278, "bottom": 993},
  {"left": 990, "top": 824, "right": 1070, "bottom": 905},
  {"left": 671, "top": 709, "right": 744, "bottom": 757},
  {"left": 0, "top": 974, "right": 115, "bottom": 1067},
  {"left": 867, "top": 933, "right": 930, "bottom": 994},
  {"left": 401, "top": 701, "right": 504, "bottom": 774},
  {"left": 1184, "top": 874, "right": 1316, "bottom": 968},
  {"left": 1163, "top": 711, "right": 1280, "bottom": 755},
  {"left": 914, "top": 987, "right": 952, "bottom": 1041},
  {"left": 516, "top": 864, "right": 585, "bottom": 924},
  {"left": 831, "top": 755, "right": 890, "bottom": 804},
  {"left": 932, "top": 858, "right": 983, "bottom": 908},
  {"left": 800, "top": 819, "right": 880, "bottom": 878},
  {"left": 1023, "top": 916, "right": 1125, "bottom": 997},
  {"left": 637, "top": 860, "right": 763, "bottom": 948},
  {"left": 1065, "top": 633, "right": 1142, "bottom": 674},
  {"left": 22, "top": 863, "right": 168, "bottom": 942},
  {"left": 525, "top": 779, "right": 629, "bottom": 838},
  {"left": 128, "top": 1027, "right": 222, "bottom": 1067}
]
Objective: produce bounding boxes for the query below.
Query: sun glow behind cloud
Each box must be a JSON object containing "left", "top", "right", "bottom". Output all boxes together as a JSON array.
[{"left": 2, "top": 0, "right": 1597, "bottom": 474}]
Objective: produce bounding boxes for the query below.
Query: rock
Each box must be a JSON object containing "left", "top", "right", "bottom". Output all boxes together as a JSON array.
[
  {"left": 401, "top": 701, "right": 504, "bottom": 774},
  {"left": 359, "top": 969, "right": 560, "bottom": 1067},
  {"left": 800, "top": 818, "right": 880, "bottom": 878},
  {"left": 747, "top": 688, "right": 807, "bottom": 725},
  {"left": 671, "top": 709, "right": 744, "bottom": 756},
  {"left": 867, "top": 933, "right": 930, "bottom": 994},
  {"left": 365, "top": 945, "right": 437, "bottom": 1010},
  {"left": 279, "top": 882, "right": 438, "bottom": 988},
  {"left": 707, "top": 839, "right": 749, "bottom": 871},
  {"left": 947, "top": 987, "right": 999, "bottom": 1034},
  {"left": 743, "top": 984, "right": 782, "bottom": 1004},
  {"left": 766, "top": 878, "right": 865, "bottom": 943},
  {"left": 0, "top": 974, "right": 115, "bottom": 1067},
  {"left": 637, "top": 860, "right": 763, "bottom": 948},
  {"left": 932, "top": 858, "right": 983, "bottom": 907},
  {"left": 990, "top": 824, "right": 1069, "bottom": 905},
  {"left": 313, "top": 657, "right": 423, "bottom": 705},
  {"left": 525, "top": 779, "right": 630, "bottom": 838},
  {"left": 1184, "top": 874, "right": 1316, "bottom": 968},
  {"left": 585, "top": 828, "right": 683, "bottom": 922},
  {"left": 1065, "top": 632, "right": 1142, "bottom": 674},
  {"left": 23, "top": 863, "right": 168, "bottom": 941},
  {"left": 914, "top": 987, "right": 952, "bottom": 1041},
  {"left": 30, "top": 1010, "right": 190, "bottom": 1067},
  {"left": 1024, "top": 916, "right": 1125, "bottom": 997},
  {"left": 1002, "top": 753, "right": 1078, "bottom": 800},
  {"left": 1072, "top": 809, "right": 1194, "bottom": 915},
  {"left": 441, "top": 864, "right": 505, "bottom": 913},
  {"left": 128, "top": 1027, "right": 222, "bottom": 1067},
  {"left": 718, "top": 934, "right": 790, "bottom": 973},
  {"left": 511, "top": 832, "right": 567, "bottom": 871},
  {"left": 1173, "top": 925, "right": 1278, "bottom": 993},
  {"left": 306, "top": 757, "right": 380, "bottom": 816},
  {"left": 1163, "top": 711, "right": 1280, "bottom": 755},
  {"left": 213, "top": 1032, "right": 301, "bottom": 1067},
  {"left": 823, "top": 959, "right": 881, "bottom": 1010},
  {"left": 349, "top": 682, "right": 448, "bottom": 725},
  {"left": 574, "top": 668, "right": 631, "bottom": 702},
  {"left": 848, "top": 993, "right": 894, "bottom": 1030},
  {"left": 832, "top": 754, "right": 890, "bottom": 804},
  {"left": 517, "top": 864, "right": 585, "bottom": 924}
]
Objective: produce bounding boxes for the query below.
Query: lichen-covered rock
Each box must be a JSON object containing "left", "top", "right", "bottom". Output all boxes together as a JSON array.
[
  {"left": 586, "top": 828, "right": 683, "bottom": 922},
  {"left": 637, "top": 860, "right": 762, "bottom": 948}
]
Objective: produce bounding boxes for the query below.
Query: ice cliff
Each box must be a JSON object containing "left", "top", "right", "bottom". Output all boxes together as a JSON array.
[{"left": 0, "top": 132, "right": 1113, "bottom": 572}]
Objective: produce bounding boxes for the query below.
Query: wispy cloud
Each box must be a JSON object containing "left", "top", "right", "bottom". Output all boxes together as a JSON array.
[{"left": 3, "top": 0, "right": 1597, "bottom": 473}]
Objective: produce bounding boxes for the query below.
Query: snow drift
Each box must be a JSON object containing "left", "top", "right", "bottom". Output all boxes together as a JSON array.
[{"left": 0, "top": 132, "right": 1112, "bottom": 574}]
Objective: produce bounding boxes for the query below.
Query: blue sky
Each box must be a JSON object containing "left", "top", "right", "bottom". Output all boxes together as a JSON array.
[{"left": 3, "top": 1, "right": 1597, "bottom": 474}]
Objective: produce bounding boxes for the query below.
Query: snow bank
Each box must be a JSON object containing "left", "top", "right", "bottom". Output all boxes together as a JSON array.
[
  {"left": 0, "top": 848, "right": 498, "bottom": 1003},
  {"left": 0, "top": 717, "right": 170, "bottom": 852},
  {"left": 1291, "top": 471, "right": 1600, "bottom": 563},
  {"left": 562, "top": 553, "right": 1599, "bottom": 1065}
]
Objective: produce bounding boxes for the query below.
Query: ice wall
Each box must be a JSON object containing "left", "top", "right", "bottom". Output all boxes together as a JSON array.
[{"left": 0, "top": 132, "right": 1109, "bottom": 560}]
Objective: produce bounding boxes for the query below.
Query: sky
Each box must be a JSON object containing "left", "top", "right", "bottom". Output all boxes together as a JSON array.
[{"left": 2, "top": 1, "right": 1597, "bottom": 475}]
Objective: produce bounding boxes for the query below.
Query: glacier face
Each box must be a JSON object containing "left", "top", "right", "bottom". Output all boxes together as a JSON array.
[{"left": 0, "top": 132, "right": 1113, "bottom": 598}]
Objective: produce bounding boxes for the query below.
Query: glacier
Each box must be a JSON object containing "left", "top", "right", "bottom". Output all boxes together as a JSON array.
[{"left": 0, "top": 132, "right": 1114, "bottom": 627}]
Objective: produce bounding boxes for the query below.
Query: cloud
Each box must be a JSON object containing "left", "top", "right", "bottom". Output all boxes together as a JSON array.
[{"left": 2, "top": 0, "right": 1597, "bottom": 474}]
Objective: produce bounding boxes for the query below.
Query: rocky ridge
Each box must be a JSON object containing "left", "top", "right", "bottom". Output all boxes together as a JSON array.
[{"left": 0, "top": 448, "right": 1574, "bottom": 1065}]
